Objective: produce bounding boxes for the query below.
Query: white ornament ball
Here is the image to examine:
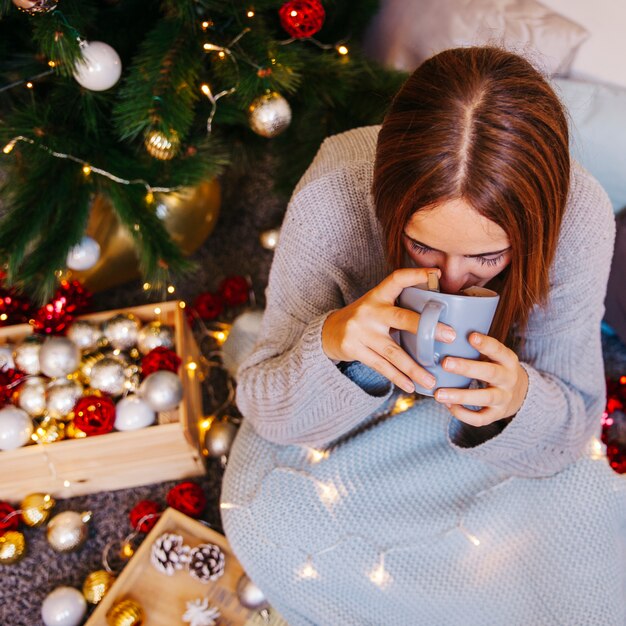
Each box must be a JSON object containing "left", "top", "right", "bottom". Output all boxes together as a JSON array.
[
  {"left": 221, "top": 310, "right": 264, "bottom": 380},
  {"left": 114, "top": 395, "right": 156, "bottom": 431},
  {"left": 39, "top": 337, "right": 80, "bottom": 378},
  {"left": 139, "top": 370, "right": 183, "bottom": 412},
  {"left": 73, "top": 41, "right": 122, "bottom": 92},
  {"left": 17, "top": 377, "right": 47, "bottom": 417},
  {"left": 103, "top": 314, "right": 141, "bottom": 350},
  {"left": 41, "top": 586, "right": 87, "bottom": 626},
  {"left": 89, "top": 357, "right": 127, "bottom": 396},
  {"left": 66, "top": 236, "right": 101, "bottom": 271},
  {"left": 0, "top": 344, "right": 15, "bottom": 371},
  {"left": 46, "top": 510, "right": 91, "bottom": 552},
  {"left": 137, "top": 321, "right": 174, "bottom": 355},
  {"left": 67, "top": 320, "right": 103, "bottom": 351},
  {"left": 236, "top": 574, "right": 270, "bottom": 611},
  {"left": 46, "top": 380, "right": 83, "bottom": 420},
  {"left": 14, "top": 336, "right": 43, "bottom": 375},
  {"left": 248, "top": 91, "right": 292, "bottom": 138},
  {"left": 0, "top": 406, "right": 33, "bottom": 450}
]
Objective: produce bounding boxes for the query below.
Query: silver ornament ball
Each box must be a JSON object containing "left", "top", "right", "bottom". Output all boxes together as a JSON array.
[
  {"left": 66, "top": 236, "right": 100, "bottom": 271},
  {"left": 67, "top": 320, "right": 103, "bottom": 351},
  {"left": 39, "top": 336, "right": 80, "bottom": 378},
  {"left": 46, "top": 379, "right": 83, "bottom": 420},
  {"left": 0, "top": 405, "right": 33, "bottom": 451},
  {"left": 46, "top": 510, "right": 91, "bottom": 552},
  {"left": 139, "top": 370, "right": 183, "bottom": 412},
  {"left": 114, "top": 395, "right": 156, "bottom": 431},
  {"left": 103, "top": 314, "right": 141, "bottom": 350},
  {"left": 17, "top": 376, "right": 47, "bottom": 417},
  {"left": 204, "top": 420, "right": 238, "bottom": 459},
  {"left": 236, "top": 574, "right": 270, "bottom": 611},
  {"left": 14, "top": 336, "right": 43, "bottom": 375},
  {"left": 73, "top": 40, "right": 122, "bottom": 92},
  {"left": 137, "top": 321, "right": 174, "bottom": 355},
  {"left": 248, "top": 92, "right": 292, "bottom": 138},
  {"left": 221, "top": 310, "right": 264, "bottom": 381},
  {"left": 88, "top": 357, "right": 127, "bottom": 396},
  {"left": 41, "top": 586, "right": 87, "bottom": 626}
]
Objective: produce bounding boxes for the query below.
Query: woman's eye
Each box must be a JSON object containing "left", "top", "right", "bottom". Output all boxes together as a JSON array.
[
  {"left": 407, "top": 239, "right": 433, "bottom": 255},
  {"left": 475, "top": 254, "right": 505, "bottom": 267}
]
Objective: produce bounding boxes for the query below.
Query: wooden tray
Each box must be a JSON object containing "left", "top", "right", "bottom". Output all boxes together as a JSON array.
[
  {"left": 0, "top": 301, "right": 205, "bottom": 500},
  {"left": 86, "top": 508, "right": 287, "bottom": 626}
]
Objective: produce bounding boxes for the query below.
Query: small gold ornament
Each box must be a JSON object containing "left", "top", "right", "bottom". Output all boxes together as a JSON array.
[
  {"left": 32, "top": 416, "right": 66, "bottom": 444},
  {"left": 248, "top": 91, "right": 292, "bottom": 138},
  {"left": 83, "top": 569, "right": 115, "bottom": 605},
  {"left": 47, "top": 510, "right": 92, "bottom": 552},
  {"left": 107, "top": 598, "right": 144, "bottom": 626},
  {"left": 65, "top": 419, "right": 88, "bottom": 439},
  {"left": 0, "top": 530, "right": 26, "bottom": 564},
  {"left": 21, "top": 492, "right": 55, "bottom": 527},
  {"left": 144, "top": 129, "right": 180, "bottom": 160}
]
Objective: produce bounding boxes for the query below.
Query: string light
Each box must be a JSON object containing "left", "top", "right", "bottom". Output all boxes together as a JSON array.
[
  {"left": 145, "top": 191, "right": 154, "bottom": 204},
  {"left": 48, "top": 60, "right": 57, "bottom": 68},
  {"left": 25, "top": 82, "right": 33, "bottom": 89},
  {"left": 336, "top": 45, "right": 349, "bottom": 56},
  {"left": 186, "top": 361, "right": 198, "bottom": 372},
  {"left": 246, "top": 10, "right": 255, "bottom": 18},
  {"left": 167, "top": 285, "right": 175, "bottom": 294},
  {"left": 2, "top": 139, "right": 17, "bottom": 154},
  {"left": 178, "top": 301, "right": 186, "bottom": 309},
  {"left": 154, "top": 307, "right": 161, "bottom": 315},
  {"left": 368, "top": 557, "right": 392, "bottom": 588},
  {"left": 297, "top": 557, "right": 319, "bottom": 580},
  {"left": 307, "top": 448, "right": 329, "bottom": 464},
  {"left": 82, "top": 165, "right": 92, "bottom": 176},
  {"left": 142, "top": 282, "right": 151, "bottom": 291},
  {"left": 201, "top": 20, "right": 212, "bottom": 30}
]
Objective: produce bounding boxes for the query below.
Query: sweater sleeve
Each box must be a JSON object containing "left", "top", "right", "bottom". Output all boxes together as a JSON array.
[
  {"left": 235, "top": 165, "right": 393, "bottom": 448},
  {"left": 448, "top": 164, "right": 616, "bottom": 478}
]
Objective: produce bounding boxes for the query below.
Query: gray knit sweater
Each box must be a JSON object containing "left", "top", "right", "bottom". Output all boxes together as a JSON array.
[{"left": 236, "top": 125, "right": 616, "bottom": 478}]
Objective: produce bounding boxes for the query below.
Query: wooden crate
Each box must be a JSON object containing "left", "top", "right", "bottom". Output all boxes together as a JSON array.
[
  {"left": 0, "top": 301, "right": 205, "bottom": 500},
  {"left": 86, "top": 508, "right": 287, "bottom": 626}
]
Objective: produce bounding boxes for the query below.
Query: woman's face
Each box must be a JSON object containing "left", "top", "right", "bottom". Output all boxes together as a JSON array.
[{"left": 404, "top": 198, "right": 512, "bottom": 294}]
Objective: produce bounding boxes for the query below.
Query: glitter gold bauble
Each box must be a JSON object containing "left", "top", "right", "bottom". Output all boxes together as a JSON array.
[
  {"left": 107, "top": 598, "right": 144, "bottom": 626},
  {"left": 21, "top": 492, "right": 55, "bottom": 527},
  {"left": 47, "top": 510, "right": 92, "bottom": 552},
  {"left": 65, "top": 420, "right": 87, "bottom": 439},
  {"left": 144, "top": 129, "right": 180, "bottom": 160},
  {"left": 32, "top": 416, "right": 66, "bottom": 444},
  {"left": 248, "top": 91, "right": 292, "bottom": 138},
  {"left": 0, "top": 530, "right": 26, "bottom": 564},
  {"left": 83, "top": 569, "right": 115, "bottom": 605}
]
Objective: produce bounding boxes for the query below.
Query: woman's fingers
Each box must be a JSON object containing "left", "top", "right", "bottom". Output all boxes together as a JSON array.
[
  {"left": 434, "top": 385, "right": 505, "bottom": 408},
  {"left": 374, "top": 267, "right": 441, "bottom": 303},
  {"left": 385, "top": 306, "right": 456, "bottom": 343},
  {"left": 441, "top": 355, "right": 505, "bottom": 386}
]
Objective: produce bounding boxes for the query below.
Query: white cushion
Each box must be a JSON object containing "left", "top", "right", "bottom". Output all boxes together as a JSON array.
[{"left": 364, "top": 0, "right": 589, "bottom": 76}]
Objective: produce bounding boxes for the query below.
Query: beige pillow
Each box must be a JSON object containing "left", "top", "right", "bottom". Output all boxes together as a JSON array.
[{"left": 364, "top": 0, "right": 589, "bottom": 76}]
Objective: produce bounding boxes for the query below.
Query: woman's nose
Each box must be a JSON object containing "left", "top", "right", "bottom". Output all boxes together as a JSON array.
[{"left": 438, "top": 261, "right": 468, "bottom": 294}]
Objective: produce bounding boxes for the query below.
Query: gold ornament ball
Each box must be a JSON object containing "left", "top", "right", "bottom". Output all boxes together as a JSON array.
[
  {"left": 65, "top": 419, "right": 88, "bottom": 439},
  {"left": 0, "top": 531, "right": 26, "bottom": 565},
  {"left": 107, "top": 598, "right": 144, "bottom": 626},
  {"left": 83, "top": 569, "right": 116, "bottom": 605},
  {"left": 248, "top": 91, "right": 292, "bottom": 138},
  {"left": 21, "top": 492, "right": 56, "bottom": 527},
  {"left": 47, "top": 510, "right": 92, "bottom": 552},
  {"left": 144, "top": 129, "right": 180, "bottom": 160},
  {"left": 32, "top": 416, "right": 66, "bottom": 444}
]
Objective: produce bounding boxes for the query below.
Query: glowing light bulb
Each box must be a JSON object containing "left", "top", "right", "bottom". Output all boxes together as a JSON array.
[
  {"left": 307, "top": 448, "right": 329, "bottom": 464},
  {"left": 297, "top": 558, "right": 319, "bottom": 580},
  {"left": 178, "top": 301, "right": 186, "bottom": 309},
  {"left": 82, "top": 165, "right": 92, "bottom": 176},
  {"left": 186, "top": 361, "right": 198, "bottom": 372},
  {"left": 368, "top": 560, "right": 392, "bottom": 588},
  {"left": 247, "top": 10, "right": 255, "bottom": 18},
  {"left": 26, "top": 81, "right": 33, "bottom": 89},
  {"left": 200, "top": 84, "right": 211, "bottom": 96},
  {"left": 143, "top": 282, "right": 151, "bottom": 291},
  {"left": 218, "top": 51, "right": 226, "bottom": 60},
  {"left": 337, "top": 45, "right": 349, "bottom": 56},
  {"left": 167, "top": 285, "right": 175, "bottom": 294},
  {"left": 2, "top": 139, "right": 17, "bottom": 154},
  {"left": 145, "top": 191, "right": 154, "bottom": 204},
  {"left": 48, "top": 60, "right": 57, "bottom": 67},
  {"left": 154, "top": 307, "right": 161, "bottom": 315}
]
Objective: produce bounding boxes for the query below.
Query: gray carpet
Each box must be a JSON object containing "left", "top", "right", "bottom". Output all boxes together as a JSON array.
[{"left": 2, "top": 154, "right": 626, "bottom": 625}]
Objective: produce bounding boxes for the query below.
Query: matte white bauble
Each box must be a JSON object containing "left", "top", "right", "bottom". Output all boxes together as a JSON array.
[
  {"left": 0, "top": 406, "right": 33, "bottom": 451},
  {"left": 73, "top": 41, "right": 122, "bottom": 91},
  {"left": 39, "top": 336, "right": 80, "bottom": 378},
  {"left": 41, "top": 586, "right": 87, "bottom": 626},
  {"left": 114, "top": 395, "right": 156, "bottom": 431},
  {"left": 66, "top": 236, "right": 101, "bottom": 271},
  {"left": 139, "top": 370, "right": 183, "bottom": 412}
]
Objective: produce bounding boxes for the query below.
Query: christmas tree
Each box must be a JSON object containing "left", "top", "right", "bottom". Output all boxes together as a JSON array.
[{"left": 0, "top": 0, "right": 404, "bottom": 302}]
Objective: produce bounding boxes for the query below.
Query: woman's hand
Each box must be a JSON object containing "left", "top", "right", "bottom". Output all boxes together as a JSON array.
[
  {"left": 322, "top": 268, "right": 456, "bottom": 394},
  {"left": 434, "top": 333, "right": 529, "bottom": 425}
]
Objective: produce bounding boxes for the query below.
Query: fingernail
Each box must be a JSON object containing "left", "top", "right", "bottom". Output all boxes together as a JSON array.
[
  {"left": 423, "top": 375, "right": 436, "bottom": 389},
  {"left": 437, "top": 390, "right": 449, "bottom": 401},
  {"left": 471, "top": 333, "right": 482, "bottom": 345},
  {"left": 442, "top": 328, "right": 456, "bottom": 342},
  {"left": 402, "top": 382, "right": 415, "bottom": 393},
  {"left": 443, "top": 358, "right": 455, "bottom": 371}
]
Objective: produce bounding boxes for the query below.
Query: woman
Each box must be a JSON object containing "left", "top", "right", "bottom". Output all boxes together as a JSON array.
[{"left": 222, "top": 48, "right": 625, "bottom": 625}]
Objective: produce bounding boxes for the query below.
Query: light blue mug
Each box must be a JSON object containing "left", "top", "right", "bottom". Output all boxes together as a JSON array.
[{"left": 395, "top": 284, "right": 500, "bottom": 396}]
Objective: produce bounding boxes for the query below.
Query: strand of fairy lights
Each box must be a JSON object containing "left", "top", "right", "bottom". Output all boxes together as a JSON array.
[{"left": 221, "top": 394, "right": 619, "bottom": 589}]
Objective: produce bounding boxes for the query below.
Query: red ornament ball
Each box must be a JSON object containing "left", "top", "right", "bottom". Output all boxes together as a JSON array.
[
  {"left": 166, "top": 481, "right": 206, "bottom": 518},
  {"left": 72, "top": 395, "right": 116, "bottom": 436},
  {"left": 54, "top": 279, "right": 92, "bottom": 315},
  {"left": 0, "top": 368, "right": 26, "bottom": 407},
  {"left": 279, "top": 0, "right": 325, "bottom": 39},
  {"left": 32, "top": 299, "right": 73, "bottom": 335},
  {"left": 0, "top": 288, "right": 32, "bottom": 326},
  {"left": 129, "top": 499, "right": 162, "bottom": 533},
  {"left": 0, "top": 501, "right": 19, "bottom": 536},
  {"left": 141, "top": 347, "right": 182, "bottom": 377},
  {"left": 192, "top": 292, "right": 224, "bottom": 321},
  {"left": 218, "top": 275, "right": 250, "bottom": 307}
]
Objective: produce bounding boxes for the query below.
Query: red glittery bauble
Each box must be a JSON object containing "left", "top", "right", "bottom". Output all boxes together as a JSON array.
[
  {"left": 0, "top": 287, "right": 32, "bottom": 327},
  {"left": 166, "top": 481, "right": 207, "bottom": 518},
  {"left": 192, "top": 292, "right": 224, "bottom": 321},
  {"left": 279, "top": 0, "right": 325, "bottom": 39},
  {"left": 0, "top": 368, "right": 26, "bottom": 407},
  {"left": 141, "top": 347, "right": 182, "bottom": 377},
  {"left": 54, "top": 279, "right": 92, "bottom": 315},
  {"left": 218, "top": 275, "right": 250, "bottom": 307},
  {"left": 0, "top": 501, "right": 19, "bottom": 536},
  {"left": 72, "top": 395, "right": 116, "bottom": 436},
  {"left": 129, "top": 499, "right": 162, "bottom": 533},
  {"left": 32, "top": 298, "right": 73, "bottom": 335},
  {"left": 602, "top": 376, "right": 626, "bottom": 474}
]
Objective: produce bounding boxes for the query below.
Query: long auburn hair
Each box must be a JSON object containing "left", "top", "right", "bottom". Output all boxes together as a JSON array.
[{"left": 373, "top": 47, "right": 570, "bottom": 347}]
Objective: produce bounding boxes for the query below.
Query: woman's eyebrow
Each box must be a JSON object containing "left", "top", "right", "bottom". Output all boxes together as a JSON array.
[{"left": 403, "top": 232, "right": 511, "bottom": 257}]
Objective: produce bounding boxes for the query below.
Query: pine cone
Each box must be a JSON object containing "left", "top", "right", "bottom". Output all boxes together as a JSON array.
[
  {"left": 187, "top": 543, "right": 225, "bottom": 582},
  {"left": 150, "top": 532, "right": 191, "bottom": 575}
]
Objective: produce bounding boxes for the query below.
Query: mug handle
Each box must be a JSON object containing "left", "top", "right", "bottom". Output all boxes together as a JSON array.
[{"left": 416, "top": 300, "right": 446, "bottom": 367}]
